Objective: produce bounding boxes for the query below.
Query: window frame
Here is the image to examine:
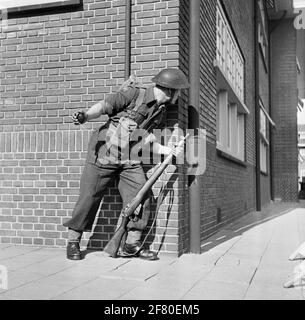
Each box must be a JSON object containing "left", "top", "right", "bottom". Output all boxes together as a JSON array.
[
  {"left": 215, "top": 1, "right": 248, "bottom": 164},
  {"left": 216, "top": 90, "right": 246, "bottom": 163},
  {"left": 0, "top": 0, "right": 81, "bottom": 13},
  {"left": 259, "top": 100, "right": 270, "bottom": 175},
  {"left": 216, "top": 1, "right": 245, "bottom": 104},
  {"left": 258, "top": 0, "right": 269, "bottom": 70}
]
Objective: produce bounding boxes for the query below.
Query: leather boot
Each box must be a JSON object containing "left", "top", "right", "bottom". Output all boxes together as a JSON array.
[
  {"left": 122, "top": 243, "right": 158, "bottom": 261},
  {"left": 67, "top": 241, "right": 82, "bottom": 260}
]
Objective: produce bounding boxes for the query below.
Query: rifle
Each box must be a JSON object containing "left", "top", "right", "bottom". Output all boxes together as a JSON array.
[{"left": 103, "top": 133, "right": 190, "bottom": 257}]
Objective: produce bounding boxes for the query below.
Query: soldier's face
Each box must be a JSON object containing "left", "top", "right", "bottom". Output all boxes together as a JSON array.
[
  {"left": 164, "top": 88, "right": 180, "bottom": 104},
  {"left": 170, "top": 89, "right": 180, "bottom": 104}
]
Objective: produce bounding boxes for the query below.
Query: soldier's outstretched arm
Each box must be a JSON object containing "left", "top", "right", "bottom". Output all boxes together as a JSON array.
[
  {"left": 72, "top": 86, "right": 137, "bottom": 125},
  {"left": 84, "top": 101, "right": 111, "bottom": 121}
]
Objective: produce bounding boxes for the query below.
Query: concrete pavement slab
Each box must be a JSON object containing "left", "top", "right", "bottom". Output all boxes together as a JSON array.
[
  {"left": 220, "top": 249, "right": 267, "bottom": 261},
  {"left": 214, "top": 253, "right": 260, "bottom": 268},
  {"left": 193, "top": 250, "right": 226, "bottom": 265},
  {"left": 0, "top": 244, "right": 13, "bottom": 250},
  {"left": 250, "top": 265, "right": 297, "bottom": 287},
  {"left": 144, "top": 263, "right": 214, "bottom": 288},
  {"left": 0, "top": 246, "right": 42, "bottom": 260},
  {"left": 259, "top": 256, "right": 298, "bottom": 270},
  {"left": 102, "top": 257, "right": 176, "bottom": 282},
  {"left": 228, "top": 240, "right": 268, "bottom": 256},
  {"left": 75, "top": 252, "right": 134, "bottom": 271},
  {"left": 14, "top": 256, "right": 77, "bottom": 277},
  {"left": 118, "top": 257, "right": 215, "bottom": 300},
  {"left": 201, "top": 235, "right": 242, "bottom": 254},
  {"left": 54, "top": 277, "right": 139, "bottom": 300},
  {"left": 1, "top": 279, "right": 76, "bottom": 300},
  {"left": 0, "top": 269, "right": 46, "bottom": 292},
  {"left": 240, "top": 229, "right": 275, "bottom": 242},
  {"left": 70, "top": 258, "right": 133, "bottom": 277},
  {"left": 34, "top": 268, "right": 101, "bottom": 288},
  {"left": 244, "top": 282, "right": 304, "bottom": 300},
  {"left": 1, "top": 251, "right": 65, "bottom": 272},
  {"left": 119, "top": 285, "right": 190, "bottom": 300},
  {"left": 182, "top": 279, "right": 249, "bottom": 300},
  {"left": 202, "top": 263, "right": 257, "bottom": 285}
]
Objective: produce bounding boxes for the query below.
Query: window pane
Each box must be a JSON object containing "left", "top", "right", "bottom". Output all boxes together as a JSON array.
[
  {"left": 217, "top": 92, "right": 245, "bottom": 161},
  {"left": 260, "top": 109, "right": 267, "bottom": 138},
  {"left": 260, "top": 141, "right": 268, "bottom": 173}
]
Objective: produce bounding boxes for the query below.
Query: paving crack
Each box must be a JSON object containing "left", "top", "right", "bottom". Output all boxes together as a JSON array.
[
  {"left": 242, "top": 226, "right": 276, "bottom": 300},
  {"left": 110, "top": 260, "right": 132, "bottom": 271},
  {"left": 213, "top": 236, "right": 243, "bottom": 266},
  {"left": 50, "top": 276, "right": 101, "bottom": 300},
  {"left": 0, "top": 264, "right": 77, "bottom": 298},
  {"left": 0, "top": 246, "right": 45, "bottom": 262}
]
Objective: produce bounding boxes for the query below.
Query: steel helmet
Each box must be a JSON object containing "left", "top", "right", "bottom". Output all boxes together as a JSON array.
[{"left": 151, "top": 68, "right": 189, "bottom": 89}]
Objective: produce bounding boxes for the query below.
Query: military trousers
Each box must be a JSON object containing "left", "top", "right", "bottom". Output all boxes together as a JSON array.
[{"left": 63, "top": 161, "right": 150, "bottom": 233}]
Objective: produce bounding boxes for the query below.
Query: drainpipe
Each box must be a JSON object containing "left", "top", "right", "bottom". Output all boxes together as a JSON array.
[
  {"left": 254, "top": 0, "right": 261, "bottom": 211},
  {"left": 188, "top": 0, "right": 201, "bottom": 253},
  {"left": 125, "top": 0, "right": 132, "bottom": 79}
]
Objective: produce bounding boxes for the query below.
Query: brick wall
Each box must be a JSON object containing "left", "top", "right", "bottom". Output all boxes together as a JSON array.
[
  {"left": 176, "top": 0, "right": 190, "bottom": 254},
  {"left": 199, "top": 0, "right": 257, "bottom": 243},
  {"left": 0, "top": 0, "right": 186, "bottom": 254},
  {"left": 270, "top": 18, "right": 299, "bottom": 202}
]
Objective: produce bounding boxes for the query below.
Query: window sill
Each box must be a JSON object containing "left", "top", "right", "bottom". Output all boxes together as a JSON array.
[
  {"left": 260, "top": 133, "right": 269, "bottom": 146},
  {"left": 214, "top": 61, "right": 250, "bottom": 115},
  {"left": 261, "top": 170, "right": 268, "bottom": 177},
  {"left": 216, "top": 146, "right": 247, "bottom": 167}
]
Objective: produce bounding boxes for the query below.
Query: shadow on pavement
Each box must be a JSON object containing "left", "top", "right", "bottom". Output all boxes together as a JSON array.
[{"left": 201, "top": 201, "right": 305, "bottom": 253}]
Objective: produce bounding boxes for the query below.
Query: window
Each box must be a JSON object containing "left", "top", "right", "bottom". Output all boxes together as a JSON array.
[
  {"left": 260, "top": 104, "right": 269, "bottom": 174},
  {"left": 216, "top": 1, "right": 247, "bottom": 162},
  {"left": 259, "top": 100, "right": 275, "bottom": 174},
  {"left": 297, "top": 57, "right": 301, "bottom": 74},
  {"left": 258, "top": 0, "right": 269, "bottom": 67},
  {"left": 217, "top": 90, "right": 245, "bottom": 161},
  {"left": 216, "top": 1, "right": 245, "bottom": 103},
  {"left": 301, "top": 169, "right": 305, "bottom": 178},
  {"left": 266, "top": 0, "right": 275, "bottom": 9},
  {"left": 300, "top": 149, "right": 305, "bottom": 160},
  {"left": 258, "top": 0, "right": 267, "bottom": 31},
  {"left": 0, "top": 0, "right": 81, "bottom": 13}
]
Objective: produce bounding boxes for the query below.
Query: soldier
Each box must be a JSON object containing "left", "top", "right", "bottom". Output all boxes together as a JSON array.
[{"left": 63, "top": 68, "right": 189, "bottom": 261}]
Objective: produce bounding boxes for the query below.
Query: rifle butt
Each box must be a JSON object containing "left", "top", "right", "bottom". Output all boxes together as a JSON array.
[{"left": 103, "top": 227, "right": 126, "bottom": 258}]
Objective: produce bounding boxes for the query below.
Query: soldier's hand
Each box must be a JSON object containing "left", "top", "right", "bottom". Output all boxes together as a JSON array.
[
  {"left": 71, "top": 111, "right": 88, "bottom": 125},
  {"left": 172, "top": 144, "right": 184, "bottom": 157}
]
